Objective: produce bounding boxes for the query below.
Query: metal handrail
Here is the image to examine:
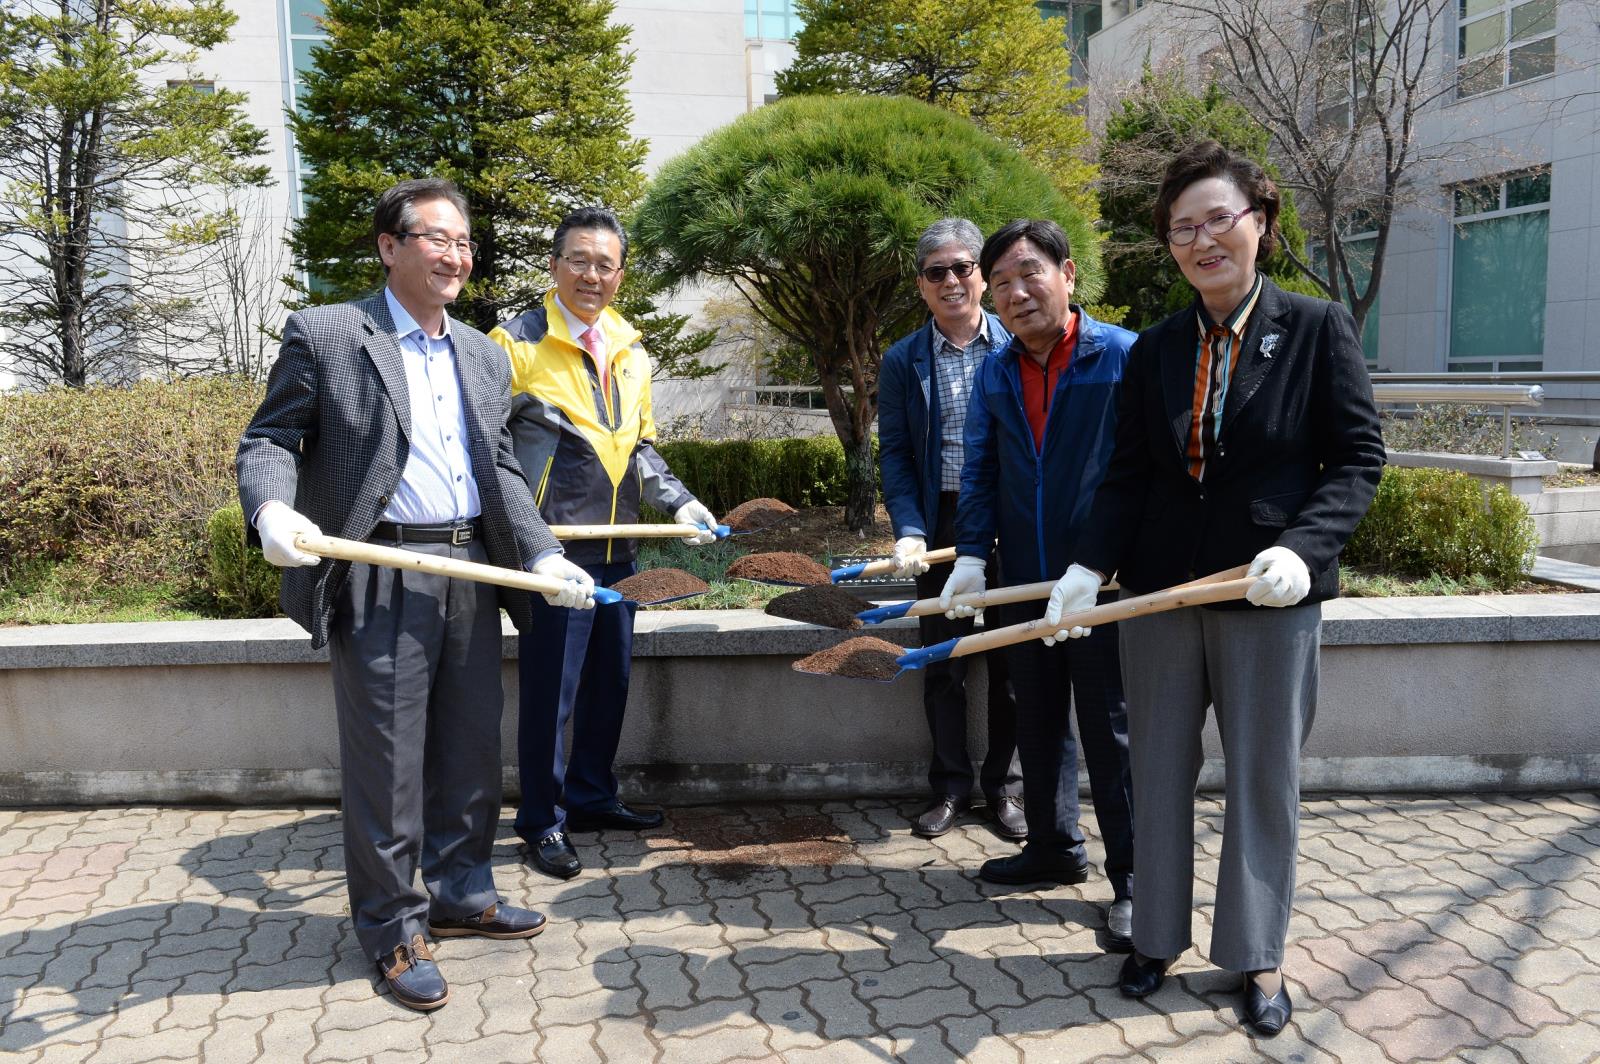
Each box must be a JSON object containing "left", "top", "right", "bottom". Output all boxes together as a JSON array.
[
  {"left": 1372, "top": 382, "right": 1546, "bottom": 459},
  {"left": 1372, "top": 372, "right": 1600, "bottom": 383}
]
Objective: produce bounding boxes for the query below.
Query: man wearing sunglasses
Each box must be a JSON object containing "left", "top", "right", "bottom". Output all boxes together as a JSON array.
[
  {"left": 489, "top": 206, "right": 717, "bottom": 882},
  {"left": 879, "top": 218, "right": 1024, "bottom": 843}
]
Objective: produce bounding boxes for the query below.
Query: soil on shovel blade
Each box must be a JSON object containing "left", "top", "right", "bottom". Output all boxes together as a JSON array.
[
  {"left": 792, "top": 636, "right": 904, "bottom": 680},
  {"left": 765, "top": 585, "right": 873, "bottom": 630},
  {"left": 723, "top": 496, "right": 799, "bottom": 532},
  {"left": 725, "top": 551, "right": 832, "bottom": 586},
  {"left": 613, "top": 567, "right": 709, "bottom": 603}
]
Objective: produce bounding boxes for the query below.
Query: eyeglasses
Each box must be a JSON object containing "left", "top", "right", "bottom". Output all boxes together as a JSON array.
[
  {"left": 1164, "top": 206, "right": 1259, "bottom": 247},
  {"left": 394, "top": 231, "right": 478, "bottom": 257},
  {"left": 918, "top": 260, "right": 979, "bottom": 283},
  {"left": 557, "top": 254, "right": 623, "bottom": 279}
]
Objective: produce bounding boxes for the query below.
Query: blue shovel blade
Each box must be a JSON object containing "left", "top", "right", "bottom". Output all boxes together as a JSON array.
[
  {"left": 857, "top": 601, "right": 913, "bottom": 624},
  {"left": 895, "top": 638, "right": 958, "bottom": 672}
]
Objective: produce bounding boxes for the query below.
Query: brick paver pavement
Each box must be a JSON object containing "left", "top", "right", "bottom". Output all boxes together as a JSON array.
[{"left": 0, "top": 794, "right": 1596, "bottom": 1062}]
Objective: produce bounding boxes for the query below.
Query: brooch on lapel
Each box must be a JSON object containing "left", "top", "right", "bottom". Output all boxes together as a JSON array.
[{"left": 1259, "top": 333, "right": 1282, "bottom": 358}]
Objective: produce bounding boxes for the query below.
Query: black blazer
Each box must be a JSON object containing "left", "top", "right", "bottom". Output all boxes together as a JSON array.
[{"left": 1075, "top": 278, "right": 1385, "bottom": 606}]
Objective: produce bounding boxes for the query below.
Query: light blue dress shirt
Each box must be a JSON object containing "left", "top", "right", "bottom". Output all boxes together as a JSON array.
[{"left": 380, "top": 288, "right": 481, "bottom": 524}]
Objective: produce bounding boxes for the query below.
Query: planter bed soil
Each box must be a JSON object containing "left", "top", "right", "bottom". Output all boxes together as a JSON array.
[
  {"left": 792, "top": 636, "right": 905, "bottom": 680},
  {"left": 725, "top": 551, "right": 832, "bottom": 586},
  {"left": 723, "top": 496, "right": 799, "bottom": 532},
  {"left": 764, "top": 586, "right": 873, "bottom": 629},
  {"left": 613, "top": 568, "right": 709, "bottom": 603}
]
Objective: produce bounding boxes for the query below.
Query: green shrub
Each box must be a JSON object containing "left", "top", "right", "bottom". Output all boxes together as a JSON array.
[
  {"left": 0, "top": 379, "right": 265, "bottom": 597},
  {"left": 205, "top": 503, "right": 282, "bottom": 618},
  {"left": 653, "top": 436, "right": 878, "bottom": 514},
  {"left": 1344, "top": 466, "right": 1538, "bottom": 589}
]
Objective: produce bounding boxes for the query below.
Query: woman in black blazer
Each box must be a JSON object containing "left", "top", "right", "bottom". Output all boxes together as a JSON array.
[{"left": 1042, "top": 141, "right": 1385, "bottom": 1036}]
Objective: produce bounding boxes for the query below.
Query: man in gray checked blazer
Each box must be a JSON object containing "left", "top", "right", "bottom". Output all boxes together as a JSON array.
[{"left": 237, "top": 178, "right": 596, "bottom": 1012}]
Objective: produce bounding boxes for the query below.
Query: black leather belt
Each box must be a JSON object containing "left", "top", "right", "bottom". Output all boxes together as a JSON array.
[{"left": 370, "top": 520, "right": 480, "bottom": 545}]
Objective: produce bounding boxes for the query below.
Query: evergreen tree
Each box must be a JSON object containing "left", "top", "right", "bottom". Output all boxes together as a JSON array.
[
  {"left": 777, "top": 0, "right": 1098, "bottom": 219},
  {"left": 635, "top": 95, "right": 1100, "bottom": 532},
  {"left": 0, "top": 0, "right": 269, "bottom": 387},
  {"left": 1098, "top": 70, "right": 1317, "bottom": 331},
  {"left": 288, "top": 0, "right": 715, "bottom": 377}
]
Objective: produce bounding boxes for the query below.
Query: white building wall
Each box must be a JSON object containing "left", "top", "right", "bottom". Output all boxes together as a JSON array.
[{"left": 1085, "top": 0, "right": 1600, "bottom": 420}]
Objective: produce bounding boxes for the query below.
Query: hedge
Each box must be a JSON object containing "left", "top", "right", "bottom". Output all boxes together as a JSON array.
[
  {"left": 651, "top": 436, "right": 873, "bottom": 514},
  {"left": 1342, "top": 466, "right": 1538, "bottom": 590},
  {"left": 0, "top": 379, "right": 264, "bottom": 595}
]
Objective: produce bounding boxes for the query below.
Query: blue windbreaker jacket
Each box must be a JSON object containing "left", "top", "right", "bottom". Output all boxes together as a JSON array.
[{"left": 954, "top": 308, "right": 1137, "bottom": 584}]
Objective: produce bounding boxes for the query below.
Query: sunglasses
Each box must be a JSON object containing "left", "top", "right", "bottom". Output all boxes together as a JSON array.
[{"left": 919, "top": 260, "right": 979, "bottom": 283}]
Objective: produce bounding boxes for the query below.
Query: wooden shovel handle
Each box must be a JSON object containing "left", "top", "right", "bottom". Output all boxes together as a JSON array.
[
  {"left": 835, "top": 546, "right": 959, "bottom": 581},
  {"left": 549, "top": 523, "right": 725, "bottom": 540},
  {"left": 945, "top": 565, "right": 1254, "bottom": 660},
  {"left": 293, "top": 533, "right": 622, "bottom": 604}
]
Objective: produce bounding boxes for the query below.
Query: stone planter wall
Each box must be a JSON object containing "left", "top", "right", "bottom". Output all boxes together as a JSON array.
[{"left": 2, "top": 595, "right": 1597, "bottom": 806}]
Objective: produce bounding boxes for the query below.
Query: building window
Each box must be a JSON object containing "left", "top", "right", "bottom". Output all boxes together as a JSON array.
[
  {"left": 283, "top": 0, "right": 327, "bottom": 218},
  {"left": 745, "top": 0, "right": 805, "bottom": 40},
  {"left": 1036, "top": 1, "right": 1101, "bottom": 76},
  {"left": 1313, "top": 227, "right": 1381, "bottom": 367},
  {"left": 1456, "top": 0, "right": 1556, "bottom": 98},
  {"left": 166, "top": 79, "right": 216, "bottom": 94},
  {"left": 1449, "top": 169, "right": 1550, "bottom": 372}
]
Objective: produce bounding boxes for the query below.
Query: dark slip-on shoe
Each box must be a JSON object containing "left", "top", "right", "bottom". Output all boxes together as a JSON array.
[
  {"left": 565, "top": 800, "right": 665, "bottom": 832},
  {"left": 430, "top": 901, "right": 547, "bottom": 940}
]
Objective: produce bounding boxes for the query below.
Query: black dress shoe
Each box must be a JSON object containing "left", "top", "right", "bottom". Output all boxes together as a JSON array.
[
  {"left": 1243, "top": 975, "right": 1293, "bottom": 1036},
  {"left": 430, "top": 901, "right": 547, "bottom": 940},
  {"left": 529, "top": 831, "right": 582, "bottom": 879},
  {"left": 378, "top": 934, "right": 448, "bottom": 1011},
  {"left": 913, "top": 796, "right": 967, "bottom": 837},
  {"left": 979, "top": 845, "right": 1090, "bottom": 886},
  {"left": 565, "top": 800, "right": 665, "bottom": 832},
  {"left": 1119, "top": 951, "right": 1172, "bottom": 998},
  {"left": 1104, "top": 897, "right": 1134, "bottom": 953},
  {"left": 988, "top": 795, "right": 1027, "bottom": 840}
]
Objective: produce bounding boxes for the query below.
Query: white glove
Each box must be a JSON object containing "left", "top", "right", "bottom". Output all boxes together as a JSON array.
[
  {"left": 1246, "top": 545, "right": 1311, "bottom": 607},
  {"left": 532, "top": 553, "right": 597, "bottom": 609},
  {"left": 938, "top": 556, "right": 987, "bottom": 619},
  {"left": 673, "top": 499, "right": 719, "bottom": 546},
  {"left": 890, "top": 536, "right": 930, "bottom": 579},
  {"left": 256, "top": 501, "right": 322, "bottom": 568},
  {"left": 1043, "top": 563, "right": 1102, "bottom": 645}
]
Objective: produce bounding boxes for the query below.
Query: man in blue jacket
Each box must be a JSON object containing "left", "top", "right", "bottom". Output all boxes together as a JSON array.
[
  {"left": 938, "top": 219, "right": 1137, "bottom": 952},
  {"left": 879, "top": 218, "right": 1024, "bottom": 841}
]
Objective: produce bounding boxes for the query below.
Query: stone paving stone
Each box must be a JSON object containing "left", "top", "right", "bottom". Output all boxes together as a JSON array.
[
  {"left": 3, "top": 795, "right": 1599, "bottom": 1062},
  {"left": 656, "top": 1021, "right": 774, "bottom": 1064}
]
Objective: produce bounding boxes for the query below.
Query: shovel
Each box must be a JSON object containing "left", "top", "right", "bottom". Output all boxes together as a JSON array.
[
  {"left": 293, "top": 533, "right": 624, "bottom": 606},
  {"left": 550, "top": 522, "right": 734, "bottom": 541},
  {"left": 830, "top": 546, "right": 958, "bottom": 583},
  {"left": 897, "top": 565, "right": 1253, "bottom": 673},
  {"left": 794, "top": 565, "right": 1251, "bottom": 681}
]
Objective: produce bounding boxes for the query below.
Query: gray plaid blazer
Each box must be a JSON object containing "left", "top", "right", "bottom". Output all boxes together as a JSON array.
[{"left": 237, "top": 291, "right": 560, "bottom": 647}]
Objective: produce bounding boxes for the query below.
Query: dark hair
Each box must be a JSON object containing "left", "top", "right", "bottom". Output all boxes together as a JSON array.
[
  {"left": 979, "top": 219, "right": 1072, "bottom": 281},
  {"left": 372, "top": 178, "right": 471, "bottom": 267},
  {"left": 1153, "top": 140, "right": 1280, "bottom": 258},
  {"left": 552, "top": 205, "right": 629, "bottom": 265}
]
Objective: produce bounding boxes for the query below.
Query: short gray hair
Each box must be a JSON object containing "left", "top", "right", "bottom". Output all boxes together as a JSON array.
[{"left": 915, "top": 218, "right": 983, "bottom": 271}]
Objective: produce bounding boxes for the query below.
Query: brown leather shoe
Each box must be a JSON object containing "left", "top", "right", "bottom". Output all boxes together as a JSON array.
[
  {"left": 378, "top": 934, "right": 448, "bottom": 1011},
  {"left": 913, "top": 796, "right": 968, "bottom": 837},
  {"left": 988, "top": 795, "right": 1027, "bottom": 840}
]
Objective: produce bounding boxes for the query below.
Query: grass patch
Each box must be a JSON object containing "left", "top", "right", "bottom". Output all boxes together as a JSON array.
[
  {"left": 0, "top": 559, "right": 210, "bottom": 625},
  {"left": 633, "top": 537, "right": 799, "bottom": 610},
  {"left": 1340, "top": 566, "right": 1537, "bottom": 597}
]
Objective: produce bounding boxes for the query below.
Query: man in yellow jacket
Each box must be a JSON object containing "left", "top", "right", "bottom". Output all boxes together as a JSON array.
[{"left": 490, "top": 206, "right": 718, "bottom": 879}]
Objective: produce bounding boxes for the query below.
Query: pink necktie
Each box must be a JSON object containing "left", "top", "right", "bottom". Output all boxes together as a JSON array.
[{"left": 581, "top": 326, "right": 608, "bottom": 395}]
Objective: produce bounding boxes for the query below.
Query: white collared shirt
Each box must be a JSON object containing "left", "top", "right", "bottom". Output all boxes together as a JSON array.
[{"left": 380, "top": 287, "right": 480, "bottom": 524}]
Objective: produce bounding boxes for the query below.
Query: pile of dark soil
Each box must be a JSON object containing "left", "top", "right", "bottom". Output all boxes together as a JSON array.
[
  {"left": 723, "top": 496, "right": 799, "bottom": 532},
  {"left": 613, "top": 567, "right": 709, "bottom": 603},
  {"left": 765, "top": 585, "right": 872, "bottom": 629},
  {"left": 791, "top": 636, "right": 904, "bottom": 680},
  {"left": 725, "top": 551, "right": 832, "bottom": 586}
]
